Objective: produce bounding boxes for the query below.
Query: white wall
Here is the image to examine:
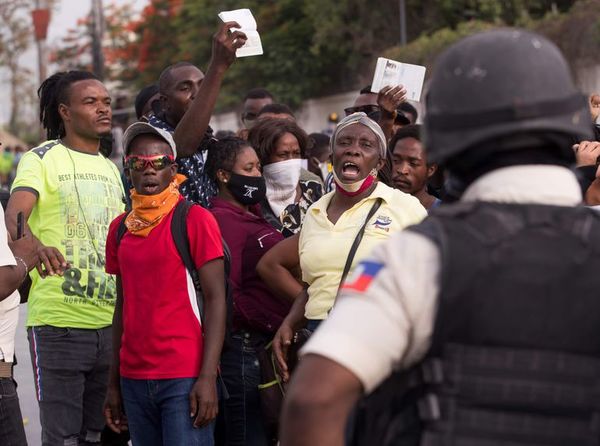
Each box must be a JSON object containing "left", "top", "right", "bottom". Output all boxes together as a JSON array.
[
  {"left": 209, "top": 90, "right": 358, "bottom": 134},
  {"left": 210, "top": 111, "right": 240, "bottom": 134},
  {"left": 577, "top": 65, "right": 600, "bottom": 95},
  {"left": 209, "top": 89, "right": 424, "bottom": 134},
  {"left": 295, "top": 91, "right": 357, "bottom": 133}
]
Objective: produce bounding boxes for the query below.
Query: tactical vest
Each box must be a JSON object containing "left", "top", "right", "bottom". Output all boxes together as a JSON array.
[{"left": 408, "top": 201, "right": 600, "bottom": 446}]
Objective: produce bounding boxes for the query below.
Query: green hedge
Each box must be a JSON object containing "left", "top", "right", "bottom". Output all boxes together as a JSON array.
[{"left": 383, "top": 0, "right": 600, "bottom": 77}]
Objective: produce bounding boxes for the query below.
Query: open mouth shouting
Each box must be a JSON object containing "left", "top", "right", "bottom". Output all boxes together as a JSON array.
[{"left": 340, "top": 161, "right": 362, "bottom": 182}]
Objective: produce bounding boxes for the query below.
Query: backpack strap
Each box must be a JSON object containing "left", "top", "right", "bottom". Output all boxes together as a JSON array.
[
  {"left": 170, "top": 200, "right": 232, "bottom": 324},
  {"left": 222, "top": 236, "right": 232, "bottom": 278},
  {"left": 115, "top": 213, "right": 130, "bottom": 247},
  {"left": 170, "top": 200, "right": 205, "bottom": 319}
]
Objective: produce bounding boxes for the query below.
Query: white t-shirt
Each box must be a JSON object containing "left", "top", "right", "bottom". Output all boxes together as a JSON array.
[{"left": 0, "top": 207, "right": 20, "bottom": 362}]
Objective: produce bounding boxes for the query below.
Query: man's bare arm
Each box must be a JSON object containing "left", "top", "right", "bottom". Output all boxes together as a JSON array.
[
  {"left": 6, "top": 190, "right": 68, "bottom": 276},
  {"left": 280, "top": 354, "right": 363, "bottom": 446},
  {"left": 174, "top": 22, "right": 247, "bottom": 157}
]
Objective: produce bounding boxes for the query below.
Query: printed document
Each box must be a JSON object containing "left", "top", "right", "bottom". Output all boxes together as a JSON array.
[
  {"left": 371, "top": 57, "right": 426, "bottom": 101},
  {"left": 218, "top": 9, "right": 263, "bottom": 57}
]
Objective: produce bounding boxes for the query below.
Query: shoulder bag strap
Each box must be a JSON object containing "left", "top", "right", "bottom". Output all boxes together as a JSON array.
[{"left": 338, "top": 197, "right": 384, "bottom": 290}]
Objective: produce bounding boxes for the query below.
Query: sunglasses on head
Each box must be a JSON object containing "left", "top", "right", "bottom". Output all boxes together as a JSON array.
[
  {"left": 344, "top": 104, "right": 380, "bottom": 116},
  {"left": 125, "top": 154, "right": 175, "bottom": 171}
]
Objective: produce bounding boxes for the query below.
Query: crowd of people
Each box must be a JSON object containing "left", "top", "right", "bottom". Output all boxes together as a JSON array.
[{"left": 2, "top": 18, "right": 600, "bottom": 446}]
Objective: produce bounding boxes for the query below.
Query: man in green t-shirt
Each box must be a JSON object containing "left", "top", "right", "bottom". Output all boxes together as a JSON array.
[{"left": 5, "top": 71, "right": 125, "bottom": 446}]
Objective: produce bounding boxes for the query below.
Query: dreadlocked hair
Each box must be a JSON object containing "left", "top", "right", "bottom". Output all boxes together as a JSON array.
[
  {"left": 38, "top": 71, "right": 98, "bottom": 140},
  {"left": 204, "top": 136, "right": 253, "bottom": 183}
]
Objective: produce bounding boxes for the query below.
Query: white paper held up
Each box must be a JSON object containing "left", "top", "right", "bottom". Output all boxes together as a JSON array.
[
  {"left": 218, "top": 9, "right": 263, "bottom": 58},
  {"left": 371, "top": 57, "right": 426, "bottom": 102}
]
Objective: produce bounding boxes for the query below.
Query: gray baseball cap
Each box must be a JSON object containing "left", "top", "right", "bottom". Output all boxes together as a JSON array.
[{"left": 123, "top": 121, "right": 177, "bottom": 158}]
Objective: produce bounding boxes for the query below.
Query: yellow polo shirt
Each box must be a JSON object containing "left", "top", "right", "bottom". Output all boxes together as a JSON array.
[{"left": 299, "top": 182, "right": 427, "bottom": 320}]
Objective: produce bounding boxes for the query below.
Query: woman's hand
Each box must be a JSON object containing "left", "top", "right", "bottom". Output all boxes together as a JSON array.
[
  {"left": 272, "top": 289, "right": 310, "bottom": 383},
  {"left": 273, "top": 319, "right": 295, "bottom": 383}
]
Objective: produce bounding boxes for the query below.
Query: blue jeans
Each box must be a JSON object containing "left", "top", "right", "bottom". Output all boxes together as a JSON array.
[
  {"left": 28, "top": 326, "right": 111, "bottom": 446},
  {"left": 121, "top": 377, "right": 214, "bottom": 446},
  {"left": 220, "top": 331, "right": 268, "bottom": 446},
  {"left": 0, "top": 375, "right": 27, "bottom": 446},
  {"left": 305, "top": 319, "right": 322, "bottom": 332}
]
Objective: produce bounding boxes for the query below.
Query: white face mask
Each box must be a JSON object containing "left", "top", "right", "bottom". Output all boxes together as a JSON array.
[{"left": 262, "top": 158, "right": 303, "bottom": 217}]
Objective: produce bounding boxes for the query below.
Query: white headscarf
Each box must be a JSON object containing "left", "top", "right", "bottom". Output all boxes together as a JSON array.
[{"left": 330, "top": 112, "right": 387, "bottom": 158}]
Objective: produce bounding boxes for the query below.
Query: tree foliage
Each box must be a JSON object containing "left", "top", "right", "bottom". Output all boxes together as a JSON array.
[
  {"left": 384, "top": 0, "right": 599, "bottom": 83},
  {"left": 126, "top": 0, "right": 336, "bottom": 109},
  {"left": 50, "top": 0, "right": 585, "bottom": 113},
  {"left": 51, "top": 1, "right": 138, "bottom": 88},
  {"left": 0, "top": 0, "right": 36, "bottom": 134}
]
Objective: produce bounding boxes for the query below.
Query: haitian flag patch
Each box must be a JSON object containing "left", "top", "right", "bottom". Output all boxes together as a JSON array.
[{"left": 342, "top": 260, "right": 384, "bottom": 293}]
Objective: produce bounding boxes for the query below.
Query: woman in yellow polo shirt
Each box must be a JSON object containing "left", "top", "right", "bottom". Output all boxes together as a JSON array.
[{"left": 256, "top": 112, "right": 427, "bottom": 382}]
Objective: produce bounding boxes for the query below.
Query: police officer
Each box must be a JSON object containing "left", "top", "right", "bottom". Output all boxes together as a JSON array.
[{"left": 280, "top": 28, "right": 600, "bottom": 446}]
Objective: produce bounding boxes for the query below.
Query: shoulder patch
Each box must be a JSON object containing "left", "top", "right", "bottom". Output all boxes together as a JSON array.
[
  {"left": 342, "top": 260, "right": 384, "bottom": 293},
  {"left": 31, "top": 140, "right": 59, "bottom": 159}
]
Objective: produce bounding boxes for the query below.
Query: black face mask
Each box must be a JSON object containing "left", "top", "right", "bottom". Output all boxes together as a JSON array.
[{"left": 227, "top": 172, "right": 266, "bottom": 205}]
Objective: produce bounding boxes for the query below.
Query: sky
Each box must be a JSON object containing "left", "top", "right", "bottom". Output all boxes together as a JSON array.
[{"left": 0, "top": 0, "right": 148, "bottom": 126}]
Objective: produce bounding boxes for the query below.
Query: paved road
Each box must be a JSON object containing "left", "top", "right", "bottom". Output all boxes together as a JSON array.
[{"left": 14, "top": 304, "right": 41, "bottom": 445}]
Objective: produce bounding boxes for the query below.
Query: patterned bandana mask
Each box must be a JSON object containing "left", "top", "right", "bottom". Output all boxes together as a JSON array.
[{"left": 126, "top": 174, "right": 187, "bottom": 237}]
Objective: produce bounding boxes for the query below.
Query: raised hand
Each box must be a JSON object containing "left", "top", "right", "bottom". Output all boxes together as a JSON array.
[
  {"left": 210, "top": 21, "right": 248, "bottom": 71},
  {"left": 377, "top": 85, "right": 407, "bottom": 114}
]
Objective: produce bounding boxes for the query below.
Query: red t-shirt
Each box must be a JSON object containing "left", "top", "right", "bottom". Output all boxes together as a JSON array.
[{"left": 105, "top": 201, "right": 223, "bottom": 379}]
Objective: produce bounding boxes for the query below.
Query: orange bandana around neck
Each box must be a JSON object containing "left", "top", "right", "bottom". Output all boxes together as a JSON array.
[{"left": 125, "top": 174, "right": 187, "bottom": 237}]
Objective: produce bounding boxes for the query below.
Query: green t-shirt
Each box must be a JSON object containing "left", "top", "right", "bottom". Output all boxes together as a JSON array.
[{"left": 11, "top": 140, "right": 125, "bottom": 328}]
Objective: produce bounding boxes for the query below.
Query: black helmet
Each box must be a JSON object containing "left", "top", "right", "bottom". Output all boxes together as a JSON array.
[{"left": 424, "top": 28, "right": 593, "bottom": 166}]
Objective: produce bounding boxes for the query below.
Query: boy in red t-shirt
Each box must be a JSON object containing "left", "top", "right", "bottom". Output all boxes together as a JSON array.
[{"left": 103, "top": 122, "right": 226, "bottom": 446}]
